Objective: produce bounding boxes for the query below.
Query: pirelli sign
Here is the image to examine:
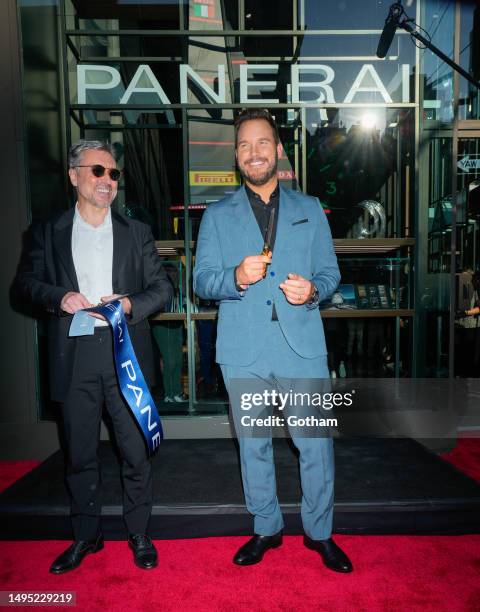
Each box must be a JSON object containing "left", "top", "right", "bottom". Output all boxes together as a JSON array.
[{"left": 189, "top": 171, "right": 240, "bottom": 186}]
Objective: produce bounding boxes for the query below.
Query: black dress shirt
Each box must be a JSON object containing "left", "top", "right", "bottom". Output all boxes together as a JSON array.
[
  {"left": 245, "top": 183, "right": 279, "bottom": 251},
  {"left": 244, "top": 183, "right": 279, "bottom": 320}
]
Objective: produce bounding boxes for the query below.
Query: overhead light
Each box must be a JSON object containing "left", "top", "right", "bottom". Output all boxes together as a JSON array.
[{"left": 360, "top": 112, "right": 377, "bottom": 130}]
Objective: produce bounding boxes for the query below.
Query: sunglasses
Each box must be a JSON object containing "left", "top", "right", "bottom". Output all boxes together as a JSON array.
[{"left": 75, "top": 164, "right": 122, "bottom": 181}]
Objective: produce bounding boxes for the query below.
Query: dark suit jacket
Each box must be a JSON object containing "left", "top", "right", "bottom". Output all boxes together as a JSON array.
[{"left": 16, "top": 207, "right": 173, "bottom": 402}]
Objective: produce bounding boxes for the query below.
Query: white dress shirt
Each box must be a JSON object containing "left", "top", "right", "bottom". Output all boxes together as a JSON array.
[{"left": 72, "top": 204, "right": 113, "bottom": 327}]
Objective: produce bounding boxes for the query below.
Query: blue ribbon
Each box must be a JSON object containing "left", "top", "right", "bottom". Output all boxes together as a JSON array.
[{"left": 87, "top": 300, "right": 163, "bottom": 456}]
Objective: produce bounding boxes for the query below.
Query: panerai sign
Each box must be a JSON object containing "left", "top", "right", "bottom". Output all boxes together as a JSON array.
[{"left": 76, "top": 63, "right": 411, "bottom": 105}]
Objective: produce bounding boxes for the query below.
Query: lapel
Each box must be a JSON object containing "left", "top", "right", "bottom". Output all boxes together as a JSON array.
[
  {"left": 229, "top": 185, "right": 264, "bottom": 253},
  {"left": 52, "top": 206, "right": 131, "bottom": 293},
  {"left": 229, "top": 185, "right": 299, "bottom": 256},
  {"left": 112, "top": 211, "right": 130, "bottom": 291},
  {"left": 272, "top": 185, "right": 297, "bottom": 261},
  {"left": 52, "top": 207, "right": 79, "bottom": 291}
]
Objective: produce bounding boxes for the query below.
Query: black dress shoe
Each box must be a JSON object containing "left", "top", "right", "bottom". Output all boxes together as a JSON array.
[
  {"left": 128, "top": 534, "right": 158, "bottom": 570},
  {"left": 49, "top": 535, "right": 104, "bottom": 574},
  {"left": 233, "top": 532, "right": 283, "bottom": 566},
  {"left": 304, "top": 536, "right": 353, "bottom": 573}
]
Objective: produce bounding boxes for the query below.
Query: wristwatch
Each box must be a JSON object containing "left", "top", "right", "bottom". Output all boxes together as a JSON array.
[{"left": 306, "top": 284, "right": 320, "bottom": 309}]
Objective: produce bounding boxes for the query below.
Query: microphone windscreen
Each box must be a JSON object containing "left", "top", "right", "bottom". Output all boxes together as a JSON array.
[{"left": 376, "top": 18, "right": 397, "bottom": 58}]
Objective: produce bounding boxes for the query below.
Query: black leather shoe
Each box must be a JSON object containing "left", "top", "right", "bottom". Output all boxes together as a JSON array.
[
  {"left": 304, "top": 536, "right": 353, "bottom": 573},
  {"left": 128, "top": 534, "right": 158, "bottom": 570},
  {"left": 233, "top": 532, "right": 283, "bottom": 566},
  {"left": 49, "top": 535, "right": 104, "bottom": 574}
]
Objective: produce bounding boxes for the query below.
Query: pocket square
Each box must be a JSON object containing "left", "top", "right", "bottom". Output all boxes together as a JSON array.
[{"left": 292, "top": 218, "right": 308, "bottom": 226}]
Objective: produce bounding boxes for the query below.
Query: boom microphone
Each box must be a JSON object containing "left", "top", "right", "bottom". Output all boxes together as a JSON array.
[{"left": 376, "top": 2, "right": 404, "bottom": 59}]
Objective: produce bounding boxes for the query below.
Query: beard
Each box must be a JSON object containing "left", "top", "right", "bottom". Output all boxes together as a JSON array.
[
  {"left": 86, "top": 185, "right": 116, "bottom": 209},
  {"left": 238, "top": 152, "right": 278, "bottom": 186}
]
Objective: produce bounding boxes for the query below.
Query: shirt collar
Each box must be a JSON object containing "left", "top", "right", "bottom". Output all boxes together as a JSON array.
[
  {"left": 245, "top": 182, "right": 279, "bottom": 205},
  {"left": 74, "top": 202, "right": 112, "bottom": 230}
]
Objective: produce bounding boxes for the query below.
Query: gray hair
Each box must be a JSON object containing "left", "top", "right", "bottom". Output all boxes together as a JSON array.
[{"left": 68, "top": 140, "right": 116, "bottom": 168}]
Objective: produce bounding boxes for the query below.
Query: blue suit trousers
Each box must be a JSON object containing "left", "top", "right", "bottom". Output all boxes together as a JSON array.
[{"left": 221, "top": 321, "right": 334, "bottom": 540}]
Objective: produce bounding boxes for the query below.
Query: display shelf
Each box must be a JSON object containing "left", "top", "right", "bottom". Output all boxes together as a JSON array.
[
  {"left": 320, "top": 309, "right": 414, "bottom": 318},
  {"left": 152, "top": 310, "right": 414, "bottom": 320},
  {"left": 333, "top": 238, "right": 415, "bottom": 253},
  {"left": 155, "top": 238, "right": 415, "bottom": 255},
  {"left": 155, "top": 240, "right": 194, "bottom": 255},
  {"left": 152, "top": 240, "right": 414, "bottom": 321},
  {"left": 151, "top": 313, "right": 187, "bottom": 321}
]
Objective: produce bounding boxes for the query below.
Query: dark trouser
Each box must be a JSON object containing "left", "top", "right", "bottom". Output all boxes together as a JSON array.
[
  {"left": 197, "top": 320, "right": 216, "bottom": 385},
  {"left": 61, "top": 327, "right": 152, "bottom": 541},
  {"left": 152, "top": 321, "right": 183, "bottom": 397}
]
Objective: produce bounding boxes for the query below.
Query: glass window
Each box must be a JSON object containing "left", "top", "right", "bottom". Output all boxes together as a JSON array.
[
  {"left": 19, "top": 0, "right": 66, "bottom": 222},
  {"left": 67, "top": 0, "right": 185, "bottom": 29},
  {"left": 459, "top": 0, "right": 480, "bottom": 120},
  {"left": 18, "top": 0, "right": 437, "bottom": 419},
  {"left": 244, "top": 0, "right": 293, "bottom": 30},
  {"left": 305, "top": 108, "right": 415, "bottom": 239},
  {"left": 421, "top": 0, "right": 455, "bottom": 123},
  {"left": 187, "top": 0, "right": 238, "bottom": 29},
  {"left": 323, "top": 317, "right": 411, "bottom": 378},
  {"left": 453, "top": 136, "right": 480, "bottom": 377},
  {"left": 302, "top": 0, "right": 417, "bottom": 30}
]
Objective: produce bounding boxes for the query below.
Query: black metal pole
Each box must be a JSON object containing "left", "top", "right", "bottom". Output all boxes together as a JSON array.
[{"left": 399, "top": 18, "right": 480, "bottom": 89}]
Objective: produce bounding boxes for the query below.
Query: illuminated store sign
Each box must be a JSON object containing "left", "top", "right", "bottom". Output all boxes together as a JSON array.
[
  {"left": 189, "top": 171, "right": 240, "bottom": 185},
  {"left": 77, "top": 62, "right": 411, "bottom": 105}
]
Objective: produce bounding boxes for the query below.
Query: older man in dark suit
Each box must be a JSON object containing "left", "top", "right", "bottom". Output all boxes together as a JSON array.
[{"left": 16, "top": 140, "right": 172, "bottom": 573}]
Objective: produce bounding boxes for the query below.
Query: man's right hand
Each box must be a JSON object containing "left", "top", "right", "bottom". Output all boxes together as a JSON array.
[
  {"left": 236, "top": 253, "right": 272, "bottom": 287},
  {"left": 60, "top": 291, "right": 92, "bottom": 314}
]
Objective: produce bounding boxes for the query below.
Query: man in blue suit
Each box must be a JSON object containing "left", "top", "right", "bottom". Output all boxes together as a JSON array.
[{"left": 193, "top": 109, "right": 352, "bottom": 572}]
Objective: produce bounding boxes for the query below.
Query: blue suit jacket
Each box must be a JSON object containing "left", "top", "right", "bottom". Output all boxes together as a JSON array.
[{"left": 193, "top": 185, "right": 340, "bottom": 366}]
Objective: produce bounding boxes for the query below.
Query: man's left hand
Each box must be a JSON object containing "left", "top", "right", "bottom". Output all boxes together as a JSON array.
[
  {"left": 101, "top": 294, "right": 132, "bottom": 315},
  {"left": 279, "top": 273, "right": 314, "bottom": 305},
  {"left": 88, "top": 294, "right": 132, "bottom": 320}
]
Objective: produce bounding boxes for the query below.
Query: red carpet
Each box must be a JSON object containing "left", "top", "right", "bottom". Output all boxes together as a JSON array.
[
  {"left": 0, "top": 439, "right": 479, "bottom": 611},
  {"left": 1, "top": 535, "right": 480, "bottom": 611},
  {"left": 442, "top": 437, "right": 480, "bottom": 483},
  {"left": 0, "top": 461, "right": 40, "bottom": 493}
]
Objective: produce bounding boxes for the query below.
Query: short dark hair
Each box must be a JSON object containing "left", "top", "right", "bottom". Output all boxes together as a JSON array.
[
  {"left": 234, "top": 109, "right": 280, "bottom": 147},
  {"left": 68, "top": 140, "right": 116, "bottom": 168}
]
